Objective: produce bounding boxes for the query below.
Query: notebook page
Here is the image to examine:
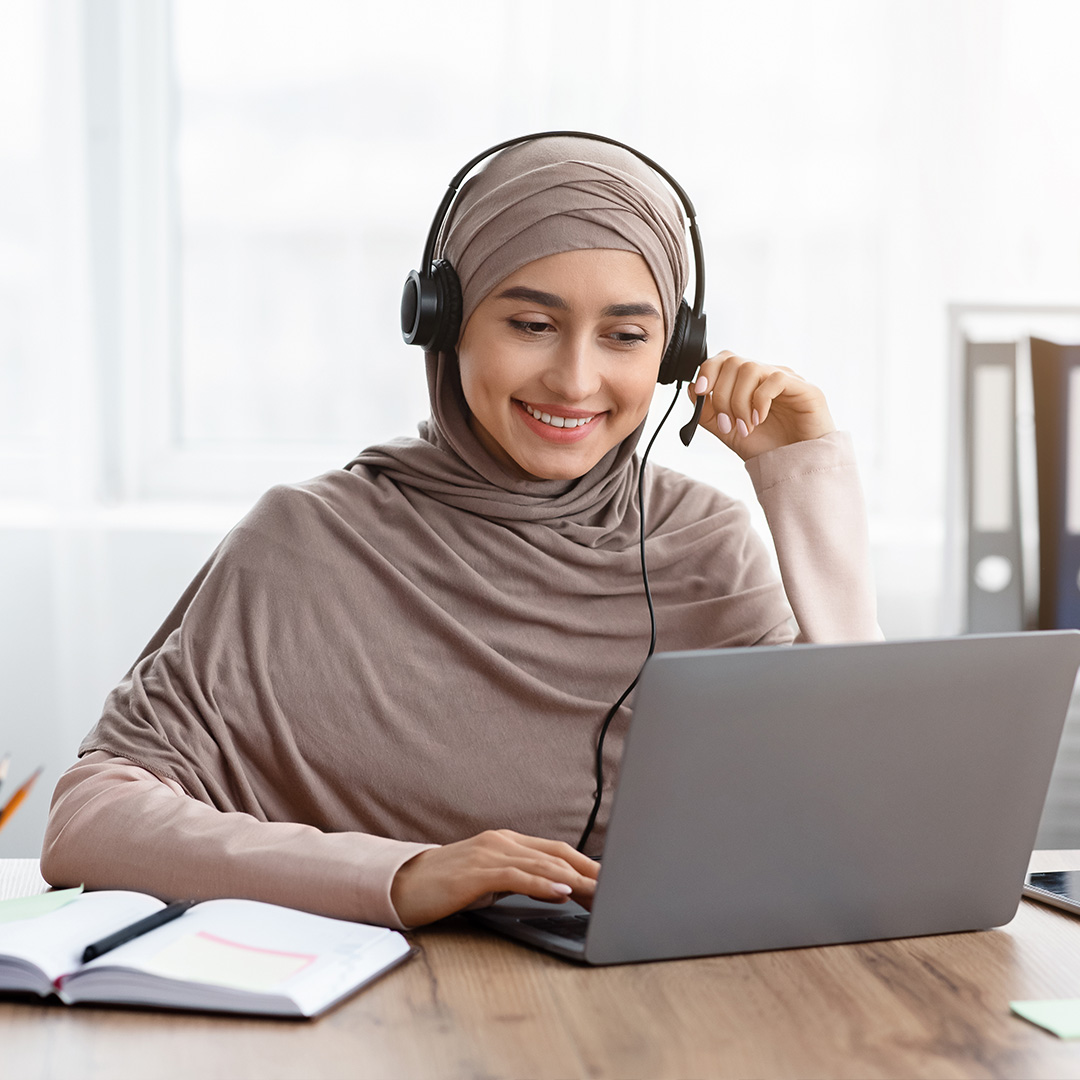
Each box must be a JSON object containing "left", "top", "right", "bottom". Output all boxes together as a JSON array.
[{"left": 0, "top": 891, "right": 163, "bottom": 983}]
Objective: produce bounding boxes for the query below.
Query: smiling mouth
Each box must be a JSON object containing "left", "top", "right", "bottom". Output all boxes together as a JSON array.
[{"left": 520, "top": 402, "right": 598, "bottom": 429}]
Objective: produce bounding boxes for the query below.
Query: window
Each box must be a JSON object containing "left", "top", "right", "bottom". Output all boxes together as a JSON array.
[{"left": 0, "top": 0, "right": 84, "bottom": 502}]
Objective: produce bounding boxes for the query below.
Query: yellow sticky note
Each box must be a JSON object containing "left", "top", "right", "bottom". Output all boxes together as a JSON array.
[
  {"left": 0, "top": 885, "right": 83, "bottom": 924},
  {"left": 142, "top": 931, "right": 315, "bottom": 993},
  {"left": 1011, "top": 999, "right": 1080, "bottom": 1039}
]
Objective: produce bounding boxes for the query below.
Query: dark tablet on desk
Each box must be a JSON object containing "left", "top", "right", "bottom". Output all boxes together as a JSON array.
[{"left": 1024, "top": 871, "right": 1080, "bottom": 916}]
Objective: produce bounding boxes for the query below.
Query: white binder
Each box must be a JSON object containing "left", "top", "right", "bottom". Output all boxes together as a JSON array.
[{"left": 964, "top": 339, "right": 1025, "bottom": 631}]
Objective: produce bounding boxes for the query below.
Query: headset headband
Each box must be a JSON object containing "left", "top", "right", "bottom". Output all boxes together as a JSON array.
[{"left": 419, "top": 130, "right": 705, "bottom": 318}]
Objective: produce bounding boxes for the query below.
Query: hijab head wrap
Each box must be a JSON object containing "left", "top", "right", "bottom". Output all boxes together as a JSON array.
[
  {"left": 439, "top": 135, "right": 690, "bottom": 343},
  {"left": 81, "top": 136, "right": 790, "bottom": 863}
]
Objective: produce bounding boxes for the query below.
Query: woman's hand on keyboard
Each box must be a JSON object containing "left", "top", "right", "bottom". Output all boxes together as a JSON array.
[{"left": 390, "top": 828, "right": 599, "bottom": 928}]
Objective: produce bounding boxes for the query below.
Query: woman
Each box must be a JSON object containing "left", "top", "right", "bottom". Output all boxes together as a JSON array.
[{"left": 41, "top": 135, "right": 879, "bottom": 929}]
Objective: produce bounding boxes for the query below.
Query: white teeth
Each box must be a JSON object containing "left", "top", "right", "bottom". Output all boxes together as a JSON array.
[{"left": 525, "top": 404, "right": 594, "bottom": 429}]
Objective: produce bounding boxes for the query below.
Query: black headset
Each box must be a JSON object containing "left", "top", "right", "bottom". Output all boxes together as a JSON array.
[{"left": 400, "top": 131, "right": 708, "bottom": 399}]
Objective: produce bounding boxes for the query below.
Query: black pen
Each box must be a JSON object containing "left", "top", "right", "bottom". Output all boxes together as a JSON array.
[{"left": 81, "top": 900, "right": 196, "bottom": 963}]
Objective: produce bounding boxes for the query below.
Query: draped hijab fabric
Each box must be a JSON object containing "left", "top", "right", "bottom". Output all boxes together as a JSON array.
[{"left": 81, "top": 137, "right": 793, "bottom": 853}]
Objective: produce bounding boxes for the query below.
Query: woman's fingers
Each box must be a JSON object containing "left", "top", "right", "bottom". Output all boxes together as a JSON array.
[
  {"left": 390, "top": 829, "right": 598, "bottom": 927},
  {"left": 689, "top": 351, "right": 733, "bottom": 434},
  {"left": 520, "top": 834, "right": 600, "bottom": 880},
  {"left": 689, "top": 351, "right": 834, "bottom": 458},
  {"left": 736, "top": 366, "right": 789, "bottom": 430},
  {"left": 727, "top": 359, "right": 775, "bottom": 434},
  {"left": 693, "top": 351, "right": 774, "bottom": 434},
  {"left": 512, "top": 835, "right": 598, "bottom": 909},
  {"left": 495, "top": 866, "right": 581, "bottom": 904}
]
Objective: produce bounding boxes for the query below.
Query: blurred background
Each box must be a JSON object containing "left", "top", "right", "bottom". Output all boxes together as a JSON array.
[{"left": 3, "top": 0, "right": 1080, "bottom": 853}]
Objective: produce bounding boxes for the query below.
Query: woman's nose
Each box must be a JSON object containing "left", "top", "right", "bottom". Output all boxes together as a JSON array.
[{"left": 542, "top": 334, "right": 602, "bottom": 402}]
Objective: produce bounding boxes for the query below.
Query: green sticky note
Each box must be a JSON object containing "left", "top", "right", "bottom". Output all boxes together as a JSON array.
[
  {"left": 1011, "top": 999, "right": 1080, "bottom": 1039},
  {"left": 0, "top": 885, "right": 84, "bottom": 924}
]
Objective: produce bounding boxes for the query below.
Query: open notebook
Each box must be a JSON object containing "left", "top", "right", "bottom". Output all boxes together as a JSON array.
[{"left": 0, "top": 888, "right": 413, "bottom": 1017}]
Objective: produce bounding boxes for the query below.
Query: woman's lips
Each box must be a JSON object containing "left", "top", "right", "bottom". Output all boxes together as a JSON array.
[{"left": 516, "top": 400, "right": 603, "bottom": 443}]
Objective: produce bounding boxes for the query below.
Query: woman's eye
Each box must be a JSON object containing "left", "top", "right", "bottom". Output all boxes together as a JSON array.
[
  {"left": 610, "top": 331, "right": 649, "bottom": 345},
  {"left": 510, "top": 320, "right": 551, "bottom": 335}
]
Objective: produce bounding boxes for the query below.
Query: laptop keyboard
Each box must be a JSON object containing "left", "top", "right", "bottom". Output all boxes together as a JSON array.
[{"left": 520, "top": 914, "right": 590, "bottom": 941}]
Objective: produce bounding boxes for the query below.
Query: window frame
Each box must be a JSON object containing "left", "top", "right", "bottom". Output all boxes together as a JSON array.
[{"left": 98, "top": 0, "right": 359, "bottom": 504}]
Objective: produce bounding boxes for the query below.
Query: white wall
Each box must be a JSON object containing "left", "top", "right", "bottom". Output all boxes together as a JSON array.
[{"left": 0, "top": 514, "right": 232, "bottom": 855}]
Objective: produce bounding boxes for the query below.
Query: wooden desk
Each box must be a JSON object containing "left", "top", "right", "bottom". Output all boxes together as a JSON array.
[{"left": 7, "top": 855, "right": 1080, "bottom": 1079}]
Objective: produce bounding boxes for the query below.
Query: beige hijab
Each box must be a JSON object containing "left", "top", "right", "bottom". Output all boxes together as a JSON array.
[{"left": 82, "top": 137, "right": 792, "bottom": 853}]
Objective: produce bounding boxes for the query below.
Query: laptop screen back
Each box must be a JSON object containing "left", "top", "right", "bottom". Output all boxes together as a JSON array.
[{"left": 584, "top": 632, "right": 1080, "bottom": 964}]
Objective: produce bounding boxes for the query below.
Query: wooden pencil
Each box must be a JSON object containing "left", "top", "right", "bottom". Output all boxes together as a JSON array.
[{"left": 0, "top": 767, "right": 43, "bottom": 833}]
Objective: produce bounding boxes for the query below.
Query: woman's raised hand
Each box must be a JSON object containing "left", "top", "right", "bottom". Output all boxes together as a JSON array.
[
  {"left": 389, "top": 828, "right": 599, "bottom": 927},
  {"left": 688, "top": 350, "right": 836, "bottom": 460}
]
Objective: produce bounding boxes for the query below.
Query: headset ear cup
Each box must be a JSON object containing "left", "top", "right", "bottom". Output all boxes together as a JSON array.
[
  {"left": 433, "top": 260, "right": 463, "bottom": 353},
  {"left": 658, "top": 301, "right": 707, "bottom": 386},
  {"left": 400, "top": 269, "right": 438, "bottom": 348},
  {"left": 400, "top": 261, "right": 463, "bottom": 352},
  {"left": 658, "top": 303, "right": 690, "bottom": 385},
  {"left": 400, "top": 269, "right": 424, "bottom": 345}
]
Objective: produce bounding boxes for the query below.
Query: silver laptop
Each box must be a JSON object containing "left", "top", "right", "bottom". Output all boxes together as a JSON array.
[{"left": 470, "top": 632, "right": 1080, "bottom": 964}]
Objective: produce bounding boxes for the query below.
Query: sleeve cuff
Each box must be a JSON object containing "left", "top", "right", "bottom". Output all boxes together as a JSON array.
[
  {"left": 354, "top": 837, "right": 439, "bottom": 931},
  {"left": 744, "top": 430, "right": 856, "bottom": 498}
]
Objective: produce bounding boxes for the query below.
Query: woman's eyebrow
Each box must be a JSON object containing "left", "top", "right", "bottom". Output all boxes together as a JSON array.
[
  {"left": 601, "top": 302, "right": 662, "bottom": 319},
  {"left": 494, "top": 288, "right": 661, "bottom": 321},
  {"left": 494, "top": 286, "right": 568, "bottom": 309}
]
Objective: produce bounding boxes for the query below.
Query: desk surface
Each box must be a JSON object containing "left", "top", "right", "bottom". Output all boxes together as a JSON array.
[{"left": 7, "top": 855, "right": 1080, "bottom": 1079}]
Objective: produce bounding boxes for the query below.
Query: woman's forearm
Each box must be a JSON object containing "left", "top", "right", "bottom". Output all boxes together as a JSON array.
[
  {"left": 41, "top": 751, "right": 434, "bottom": 930},
  {"left": 746, "top": 430, "right": 882, "bottom": 644}
]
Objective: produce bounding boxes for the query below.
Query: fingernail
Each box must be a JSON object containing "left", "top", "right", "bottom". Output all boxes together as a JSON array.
[
  {"left": 694, "top": 375, "right": 708, "bottom": 395},
  {"left": 736, "top": 418, "right": 749, "bottom": 438},
  {"left": 717, "top": 412, "right": 732, "bottom": 434},
  {"left": 551, "top": 883, "right": 573, "bottom": 895},
  {"left": 752, "top": 409, "right": 760, "bottom": 427}
]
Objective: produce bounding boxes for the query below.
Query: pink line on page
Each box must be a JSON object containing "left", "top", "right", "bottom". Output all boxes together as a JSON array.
[{"left": 194, "top": 931, "right": 316, "bottom": 968}]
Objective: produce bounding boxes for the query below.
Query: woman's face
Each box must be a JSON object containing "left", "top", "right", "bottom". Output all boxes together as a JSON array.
[{"left": 456, "top": 248, "right": 666, "bottom": 481}]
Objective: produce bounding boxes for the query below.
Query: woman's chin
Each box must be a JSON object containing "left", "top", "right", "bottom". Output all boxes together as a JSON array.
[{"left": 508, "top": 447, "right": 609, "bottom": 482}]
